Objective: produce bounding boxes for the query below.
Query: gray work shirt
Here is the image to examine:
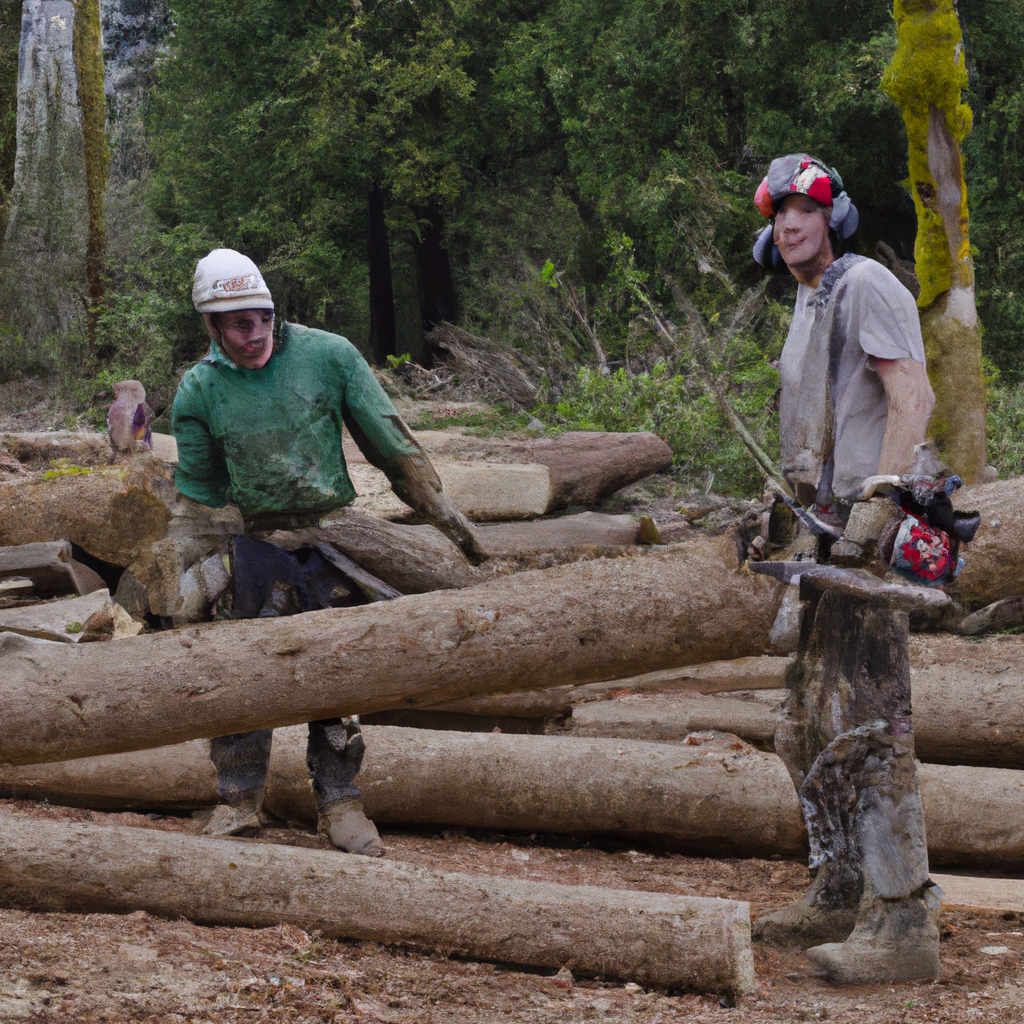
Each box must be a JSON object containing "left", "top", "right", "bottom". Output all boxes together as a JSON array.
[{"left": 779, "top": 255, "right": 926, "bottom": 505}]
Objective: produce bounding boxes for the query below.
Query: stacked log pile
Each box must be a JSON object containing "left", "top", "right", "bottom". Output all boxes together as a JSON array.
[{"left": 5, "top": 433, "right": 1024, "bottom": 989}]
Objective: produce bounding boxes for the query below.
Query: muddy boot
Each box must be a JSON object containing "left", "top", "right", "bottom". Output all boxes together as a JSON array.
[
  {"left": 806, "top": 881, "right": 942, "bottom": 984},
  {"left": 753, "top": 858, "right": 860, "bottom": 946},
  {"left": 202, "top": 788, "right": 267, "bottom": 836},
  {"left": 318, "top": 798, "right": 385, "bottom": 857}
]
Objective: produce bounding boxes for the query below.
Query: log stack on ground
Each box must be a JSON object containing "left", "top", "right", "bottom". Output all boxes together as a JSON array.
[
  {"left": 0, "top": 540, "right": 784, "bottom": 766},
  {"left": 0, "top": 808, "right": 756, "bottom": 997},
  {"left": 4, "top": 726, "right": 1024, "bottom": 869}
]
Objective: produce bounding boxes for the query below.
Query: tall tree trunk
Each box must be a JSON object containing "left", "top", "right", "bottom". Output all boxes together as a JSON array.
[
  {"left": 412, "top": 202, "right": 457, "bottom": 328},
  {"left": 367, "top": 180, "right": 396, "bottom": 364},
  {"left": 883, "top": 1, "right": 987, "bottom": 482},
  {"left": 2, "top": 0, "right": 106, "bottom": 350},
  {"left": 72, "top": 0, "right": 106, "bottom": 349},
  {"left": 0, "top": 0, "right": 20, "bottom": 240}
]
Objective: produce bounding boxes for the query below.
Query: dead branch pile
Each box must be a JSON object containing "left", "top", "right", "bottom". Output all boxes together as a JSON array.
[{"left": 423, "top": 323, "right": 538, "bottom": 409}]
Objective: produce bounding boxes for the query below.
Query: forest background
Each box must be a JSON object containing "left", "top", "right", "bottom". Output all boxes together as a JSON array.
[{"left": 0, "top": 0, "right": 1022, "bottom": 497}]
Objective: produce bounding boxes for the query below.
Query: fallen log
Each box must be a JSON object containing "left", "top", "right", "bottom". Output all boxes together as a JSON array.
[
  {"left": 348, "top": 423, "right": 675, "bottom": 516},
  {"left": 929, "top": 873, "right": 1024, "bottom": 914},
  {"left": 0, "top": 458, "right": 174, "bottom": 566},
  {"left": 0, "top": 430, "right": 109, "bottom": 468},
  {"left": 958, "top": 593, "right": 1024, "bottom": 637},
  {"left": 0, "top": 540, "right": 105, "bottom": 597},
  {"left": 472, "top": 431, "right": 674, "bottom": 511},
  {"left": 563, "top": 637, "right": 1024, "bottom": 770},
  {"left": 0, "top": 588, "right": 142, "bottom": 643},
  {"left": 0, "top": 809, "right": 755, "bottom": 997},
  {"left": 423, "top": 655, "right": 793, "bottom": 720},
  {"left": 566, "top": 691, "right": 785, "bottom": 748},
  {"left": 951, "top": 477, "right": 1024, "bottom": 608},
  {"left": 0, "top": 540, "right": 784, "bottom": 765},
  {"left": 909, "top": 633, "right": 1024, "bottom": 769},
  {"left": 4, "top": 726, "right": 1022, "bottom": 869}
]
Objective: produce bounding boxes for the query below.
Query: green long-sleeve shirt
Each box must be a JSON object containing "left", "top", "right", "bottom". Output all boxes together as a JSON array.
[{"left": 171, "top": 322, "right": 418, "bottom": 519}]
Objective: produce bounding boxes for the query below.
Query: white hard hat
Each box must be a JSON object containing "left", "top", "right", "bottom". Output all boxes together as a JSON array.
[{"left": 192, "top": 249, "right": 274, "bottom": 313}]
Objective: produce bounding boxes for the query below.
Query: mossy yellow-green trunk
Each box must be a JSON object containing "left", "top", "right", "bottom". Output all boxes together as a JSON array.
[
  {"left": 71, "top": 0, "right": 107, "bottom": 346},
  {"left": 883, "top": 0, "right": 987, "bottom": 483}
]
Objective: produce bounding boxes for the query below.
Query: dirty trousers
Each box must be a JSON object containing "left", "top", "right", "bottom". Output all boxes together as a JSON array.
[
  {"left": 209, "top": 718, "right": 364, "bottom": 809},
  {"left": 775, "top": 581, "right": 930, "bottom": 912}
]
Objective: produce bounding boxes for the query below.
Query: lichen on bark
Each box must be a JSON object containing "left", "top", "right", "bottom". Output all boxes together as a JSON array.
[
  {"left": 71, "top": 0, "right": 108, "bottom": 344},
  {"left": 882, "top": 0, "right": 986, "bottom": 482}
]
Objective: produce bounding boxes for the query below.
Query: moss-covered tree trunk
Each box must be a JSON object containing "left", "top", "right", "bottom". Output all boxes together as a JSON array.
[
  {"left": 883, "top": 0, "right": 987, "bottom": 482},
  {"left": 71, "top": 0, "right": 107, "bottom": 348}
]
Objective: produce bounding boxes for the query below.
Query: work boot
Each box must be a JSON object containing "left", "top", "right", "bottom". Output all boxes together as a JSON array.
[
  {"left": 753, "top": 896, "right": 858, "bottom": 947},
  {"left": 318, "top": 798, "right": 385, "bottom": 857},
  {"left": 753, "top": 865, "right": 859, "bottom": 946},
  {"left": 202, "top": 790, "right": 267, "bottom": 837},
  {"left": 806, "top": 883, "right": 942, "bottom": 984}
]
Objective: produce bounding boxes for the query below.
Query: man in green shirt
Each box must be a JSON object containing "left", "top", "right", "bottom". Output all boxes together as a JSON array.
[{"left": 172, "top": 249, "right": 483, "bottom": 856}]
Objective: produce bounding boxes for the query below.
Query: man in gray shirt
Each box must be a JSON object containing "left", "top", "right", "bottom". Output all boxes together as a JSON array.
[
  {"left": 753, "top": 154, "right": 935, "bottom": 514},
  {"left": 751, "top": 156, "right": 942, "bottom": 983}
]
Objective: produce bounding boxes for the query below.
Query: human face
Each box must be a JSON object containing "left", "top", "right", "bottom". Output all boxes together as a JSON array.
[
  {"left": 213, "top": 309, "right": 275, "bottom": 369},
  {"left": 773, "top": 194, "right": 834, "bottom": 287}
]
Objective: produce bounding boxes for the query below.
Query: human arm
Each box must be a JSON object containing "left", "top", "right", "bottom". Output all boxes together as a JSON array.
[
  {"left": 170, "top": 379, "right": 231, "bottom": 508},
  {"left": 338, "top": 346, "right": 486, "bottom": 564},
  {"left": 344, "top": 412, "right": 487, "bottom": 565},
  {"left": 874, "top": 357, "right": 936, "bottom": 477}
]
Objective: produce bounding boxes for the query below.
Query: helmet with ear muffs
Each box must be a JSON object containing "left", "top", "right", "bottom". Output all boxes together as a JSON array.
[{"left": 752, "top": 154, "right": 859, "bottom": 271}]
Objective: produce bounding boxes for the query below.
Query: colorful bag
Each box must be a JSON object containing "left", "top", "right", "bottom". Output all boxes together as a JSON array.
[{"left": 889, "top": 513, "right": 964, "bottom": 587}]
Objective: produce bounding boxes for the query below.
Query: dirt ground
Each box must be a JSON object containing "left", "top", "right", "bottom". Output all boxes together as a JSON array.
[{"left": 0, "top": 799, "right": 1019, "bottom": 1024}]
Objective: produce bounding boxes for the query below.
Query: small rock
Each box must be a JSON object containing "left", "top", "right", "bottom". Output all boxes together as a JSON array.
[{"left": 980, "top": 946, "right": 1010, "bottom": 955}]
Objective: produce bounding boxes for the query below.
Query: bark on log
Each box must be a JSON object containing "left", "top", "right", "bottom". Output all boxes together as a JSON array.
[
  {"left": 0, "top": 457, "right": 173, "bottom": 566},
  {"left": 0, "top": 540, "right": 784, "bottom": 765},
  {"left": 959, "top": 594, "right": 1024, "bottom": 637},
  {"left": 0, "top": 809, "right": 755, "bottom": 996},
  {"left": 6, "top": 726, "right": 1024, "bottom": 869},
  {"left": 951, "top": 477, "right": 1024, "bottom": 608}
]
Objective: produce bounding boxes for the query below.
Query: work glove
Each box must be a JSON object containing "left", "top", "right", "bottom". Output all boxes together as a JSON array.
[{"left": 387, "top": 451, "right": 488, "bottom": 565}]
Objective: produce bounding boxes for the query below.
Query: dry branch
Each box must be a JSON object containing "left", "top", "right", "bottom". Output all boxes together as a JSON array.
[{"left": 424, "top": 323, "right": 538, "bottom": 409}]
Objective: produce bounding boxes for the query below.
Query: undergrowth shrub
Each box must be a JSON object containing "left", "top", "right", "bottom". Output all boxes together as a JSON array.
[{"left": 546, "top": 360, "right": 779, "bottom": 496}]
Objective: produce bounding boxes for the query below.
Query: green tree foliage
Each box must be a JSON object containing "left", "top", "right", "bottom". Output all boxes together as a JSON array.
[
  {"left": 959, "top": 0, "right": 1024, "bottom": 378},
  {"left": 35, "top": 0, "right": 1024, "bottom": 488}
]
